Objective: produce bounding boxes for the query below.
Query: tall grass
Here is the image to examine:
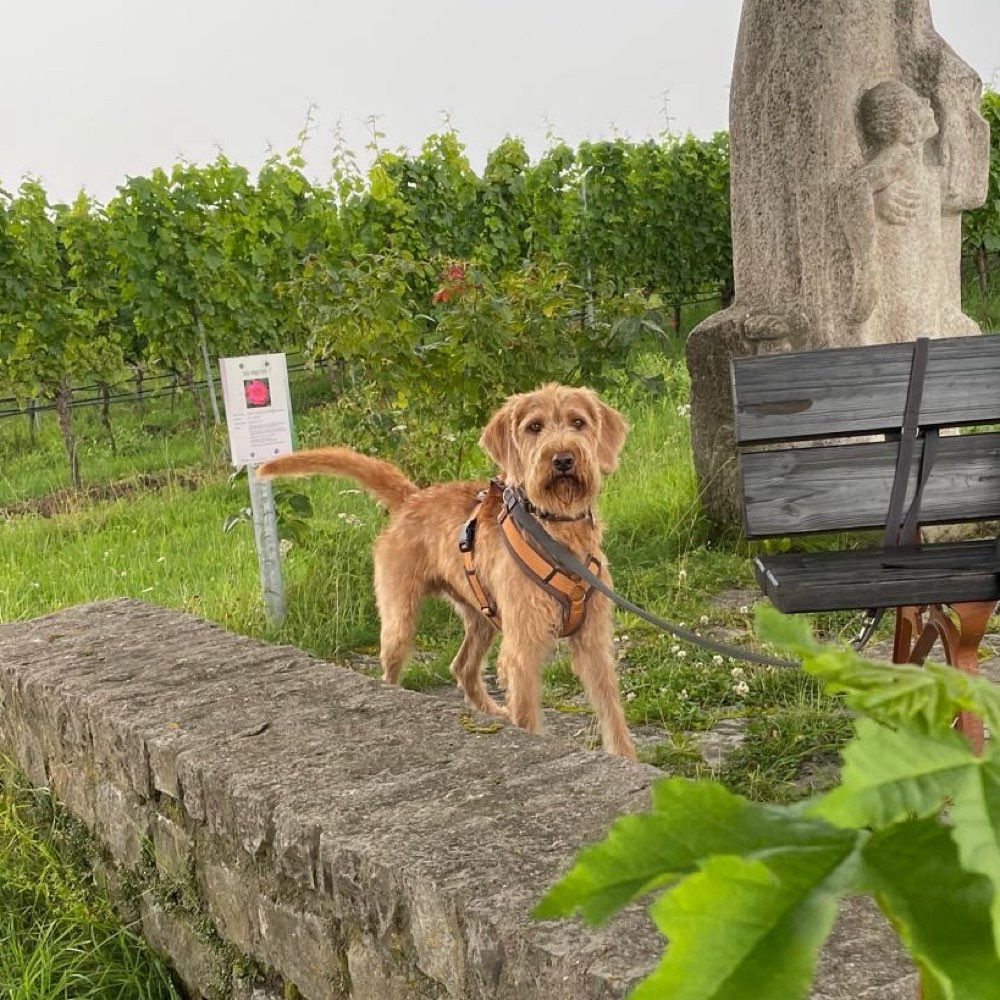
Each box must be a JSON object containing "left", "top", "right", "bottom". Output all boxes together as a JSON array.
[{"left": 0, "top": 763, "right": 181, "bottom": 1000}]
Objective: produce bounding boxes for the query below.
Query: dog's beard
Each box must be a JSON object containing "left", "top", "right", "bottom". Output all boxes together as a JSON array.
[{"left": 536, "top": 468, "right": 596, "bottom": 513}]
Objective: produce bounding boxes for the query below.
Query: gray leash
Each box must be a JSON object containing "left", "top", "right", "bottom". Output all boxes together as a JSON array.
[{"left": 502, "top": 487, "right": 800, "bottom": 670}]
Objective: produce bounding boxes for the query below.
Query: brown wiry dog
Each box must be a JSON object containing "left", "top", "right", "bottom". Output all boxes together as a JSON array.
[{"left": 258, "top": 384, "right": 636, "bottom": 759}]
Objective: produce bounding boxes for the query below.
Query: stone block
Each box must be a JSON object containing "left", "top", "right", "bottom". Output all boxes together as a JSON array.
[
  {"left": 152, "top": 811, "right": 193, "bottom": 885},
  {"left": 406, "top": 880, "right": 465, "bottom": 996},
  {"left": 141, "top": 898, "right": 229, "bottom": 1000},
  {"left": 231, "top": 977, "right": 285, "bottom": 1000},
  {"left": 256, "top": 897, "right": 347, "bottom": 1000},
  {"left": 93, "top": 779, "right": 149, "bottom": 867},
  {"left": 201, "top": 860, "right": 258, "bottom": 957},
  {"left": 347, "top": 932, "right": 445, "bottom": 1000},
  {"left": 48, "top": 759, "right": 97, "bottom": 829}
]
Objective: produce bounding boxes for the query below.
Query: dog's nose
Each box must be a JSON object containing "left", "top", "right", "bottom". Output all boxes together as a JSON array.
[{"left": 552, "top": 452, "right": 575, "bottom": 474}]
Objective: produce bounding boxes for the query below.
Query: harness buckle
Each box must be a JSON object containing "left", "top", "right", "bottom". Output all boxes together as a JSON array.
[{"left": 458, "top": 516, "right": 476, "bottom": 554}]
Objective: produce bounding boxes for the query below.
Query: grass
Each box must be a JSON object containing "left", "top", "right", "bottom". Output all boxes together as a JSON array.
[
  {"left": 2, "top": 336, "right": 995, "bottom": 985},
  {"left": 0, "top": 350, "right": 858, "bottom": 800},
  {"left": 0, "top": 763, "right": 181, "bottom": 1000}
]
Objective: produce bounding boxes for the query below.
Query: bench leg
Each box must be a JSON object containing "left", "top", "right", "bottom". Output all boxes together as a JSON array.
[{"left": 892, "top": 602, "right": 994, "bottom": 755}]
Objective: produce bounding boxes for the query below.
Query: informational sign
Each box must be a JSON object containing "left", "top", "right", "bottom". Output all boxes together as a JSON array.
[
  {"left": 219, "top": 353, "right": 294, "bottom": 466},
  {"left": 219, "top": 352, "right": 293, "bottom": 624}
]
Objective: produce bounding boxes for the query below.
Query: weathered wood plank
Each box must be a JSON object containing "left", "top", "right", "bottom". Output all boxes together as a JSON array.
[
  {"left": 753, "top": 540, "right": 1000, "bottom": 613},
  {"left": 740, "top": 431, "right": 1000, "bottom": 537},
  {"left": 732, "top": 334, "right": 1000, "bottom": 444}
]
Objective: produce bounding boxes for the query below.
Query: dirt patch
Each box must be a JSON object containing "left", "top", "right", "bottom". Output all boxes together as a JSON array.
[{"left": 1, "top": 472, "right": 203, "bottom": 519}]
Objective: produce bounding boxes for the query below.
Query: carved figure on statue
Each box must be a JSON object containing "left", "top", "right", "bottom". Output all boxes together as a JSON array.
[{"left": 840, "top": 80, "right": 943, "bottom": 344}]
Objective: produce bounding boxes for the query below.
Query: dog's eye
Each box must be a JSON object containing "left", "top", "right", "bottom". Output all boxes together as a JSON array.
[
  {"left": 525, "top": 420, "right": 543, "bottom": 434},
  {"left": 570, "top": 417, "right": 586, "bottom": 430}
]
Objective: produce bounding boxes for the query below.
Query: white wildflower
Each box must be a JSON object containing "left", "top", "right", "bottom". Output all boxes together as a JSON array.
[
  {"left": 731, "top": 666, "right": 745, "bottom": 679},
  {"left": 279, "top": 538, "right": 293, "bottom": 556},
  {"left": 699, "top": 615, "right": 710, "bottom": 626},
  {"left": 625, "top": 691, "right": 637, "bottom": 702},
  {"left": 733, "top": 680, "right": 750, "bottom": 698},
  {"left": 712, "top": 655, "right": 724, "bottom": 666},
  {"left": 678, "top": 688, "right": 689, "bottom": 701},
  {"left": 677, "top": 650, "right": 687, "bottom": 659}
]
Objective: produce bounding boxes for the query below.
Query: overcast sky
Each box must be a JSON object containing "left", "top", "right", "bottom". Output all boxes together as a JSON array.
[{"left": 2, "top": 1, "right": 998, "bottom": 205}]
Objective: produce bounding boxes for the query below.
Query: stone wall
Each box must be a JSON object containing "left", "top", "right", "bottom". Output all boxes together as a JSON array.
[{"left": 0, "top": 600, "right": 917, "bottom": 999}]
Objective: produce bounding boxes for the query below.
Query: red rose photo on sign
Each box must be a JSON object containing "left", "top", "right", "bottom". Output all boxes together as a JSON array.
[{"left": 243, "top": 378, "right": 271, "bottom": 409}]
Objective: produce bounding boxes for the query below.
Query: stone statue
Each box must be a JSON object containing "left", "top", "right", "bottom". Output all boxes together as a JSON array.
[{"left": 686, "top": 0, "right": 990, "bottom": 524}]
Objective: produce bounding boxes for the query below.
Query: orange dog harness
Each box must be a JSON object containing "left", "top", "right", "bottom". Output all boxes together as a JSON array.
[{"left": 459, "top": 481, "right": 600, "bottom": 637}]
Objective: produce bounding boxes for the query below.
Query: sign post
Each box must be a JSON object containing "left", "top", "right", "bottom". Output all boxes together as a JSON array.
[
  {"left": 246, "top": 463, "right": 286, "bottom": 624},
  {"left": 219, "top": 353, "right": 294, "bottom": 625}
]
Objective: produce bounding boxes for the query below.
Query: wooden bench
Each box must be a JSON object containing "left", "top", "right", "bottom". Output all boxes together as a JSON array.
[{"left": 731, "top": 334, "right": 1000, "bottom": 751}]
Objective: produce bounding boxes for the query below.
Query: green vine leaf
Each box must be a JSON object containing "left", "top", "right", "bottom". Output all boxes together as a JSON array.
[
  {"left": 809, "top": 718, "right": 976, "bottom": 829},
  {"left": 535, "top": 778, "right": 857, "bottom": 927},
  {"left": 634, "top": 846, "right": 854, "bottom": 1000},
  {"left": 861, "top": 817, "right": 1000, "bottom": 999}
]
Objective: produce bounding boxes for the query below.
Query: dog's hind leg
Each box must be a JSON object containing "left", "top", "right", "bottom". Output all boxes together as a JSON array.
[
  {"left": 446, "top": 601, "right": 505, "bottom": 717},
  {"left": 373, "top": 548, "right": 426, "bottom": 686}
]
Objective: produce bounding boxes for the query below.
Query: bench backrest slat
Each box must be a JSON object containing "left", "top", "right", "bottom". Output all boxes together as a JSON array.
[
  {"left": 740, "top": 431, "right": 1000, "bottom": 537},
  {"left": 732, "top": 335, "right": 1000, "bottom": 445}
]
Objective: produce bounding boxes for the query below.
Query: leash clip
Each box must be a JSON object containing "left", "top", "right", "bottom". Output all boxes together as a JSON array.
[
  {"left": 851, "top": 608, "right": 883, "bottom": 652},
  {"left": 502, "top": 484, "right": 524, "bottom": 516}
]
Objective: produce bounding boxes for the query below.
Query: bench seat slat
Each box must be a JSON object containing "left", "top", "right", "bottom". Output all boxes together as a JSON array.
[
  {"left": 754, "top": 539, "right": 1000, "bottom": 614},
  {"left": 740, "top": 431, "right": 1000, "bottom": 537},
  {"left": 733, "top": 335, "right": 1000, "bottom": 444}
]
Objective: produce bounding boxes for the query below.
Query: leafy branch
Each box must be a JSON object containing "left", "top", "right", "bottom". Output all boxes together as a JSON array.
[{"left": 535, "top": 607, "right": 1000, "bottom": 999}]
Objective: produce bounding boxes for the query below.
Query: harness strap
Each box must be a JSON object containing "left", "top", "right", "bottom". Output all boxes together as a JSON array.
[
  {"left": 497, "top": 503, "right": 600, "bottom": 637},
  {"left": 459, "top": 513, "right": 501, "bottom": 629}
]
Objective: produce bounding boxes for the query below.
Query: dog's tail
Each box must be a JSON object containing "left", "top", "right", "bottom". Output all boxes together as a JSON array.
[{"left": 257, "top": 447, "right": 418, "bottom": 512}]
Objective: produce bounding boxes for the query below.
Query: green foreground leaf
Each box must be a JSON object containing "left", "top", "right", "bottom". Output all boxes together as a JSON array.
[
  {"left": 634, "top": 847, "right": 853, "bottom": 1000},
  {"left": 534, "top": 779, "right": 855, "bottom": 926},
  {"left": 863, "top": 817, "right": 1000, "bottom": 999}
]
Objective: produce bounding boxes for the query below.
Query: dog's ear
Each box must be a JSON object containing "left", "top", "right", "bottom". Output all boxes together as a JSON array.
[
  {"left": 595, "top": 398, "right": 628, "bottom": 474},
  {"left": 480, "top": 399, "right": 523, "bottom": 482}
]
